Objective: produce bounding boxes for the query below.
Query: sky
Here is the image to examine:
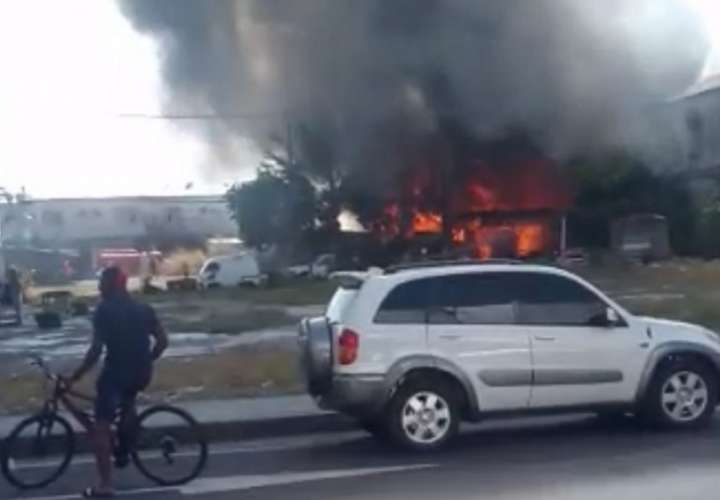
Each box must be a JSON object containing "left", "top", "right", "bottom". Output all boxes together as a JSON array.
[
  {"left": 0, "top": 0, "right": 259, "bottom": 199},
  {"left": 0, "top": 0, "right": 718, "bottom": 200},
  {"left": 688, "top": 0, "right": 720, "bottom": 76}
]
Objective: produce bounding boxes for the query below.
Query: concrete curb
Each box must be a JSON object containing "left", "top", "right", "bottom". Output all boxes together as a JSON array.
[
  {"left": 201, "top": 413, "right": 358, "bottom": 442},
  {"left": 2, "top": 412, "right": 359, "bottom": 456}
]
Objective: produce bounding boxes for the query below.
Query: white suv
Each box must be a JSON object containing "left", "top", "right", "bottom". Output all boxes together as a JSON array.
[{"left": 299, "top": 261, "right": 720, "bottom": 451}]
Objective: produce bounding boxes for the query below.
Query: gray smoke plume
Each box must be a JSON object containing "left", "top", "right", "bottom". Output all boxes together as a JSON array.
[{"left": 118, "top": 0, "right": 708, "bottom": 171}]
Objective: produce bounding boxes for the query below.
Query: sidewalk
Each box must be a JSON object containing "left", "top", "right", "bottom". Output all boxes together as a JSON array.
[{"left": 0, "top": 395, "right": 356, "bottom": 443}]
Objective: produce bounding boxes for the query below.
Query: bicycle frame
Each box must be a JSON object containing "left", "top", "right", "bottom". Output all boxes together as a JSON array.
[
  {"left": 42, "top": 376, "right": 96, "bottom": 432},
  {"left": 5, "top": 356, "right": 209, "bottom": 490},
  {"left": 31, "top": 356, "right": 115, "bottom": 434}
]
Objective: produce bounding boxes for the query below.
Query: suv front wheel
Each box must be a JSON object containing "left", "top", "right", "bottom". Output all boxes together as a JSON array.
[
  {"left": 386, "top": 378, "right": 461, "bottom": 451},
  {"left": 643, "top": 360, "right": 718, "bottom": 428}
]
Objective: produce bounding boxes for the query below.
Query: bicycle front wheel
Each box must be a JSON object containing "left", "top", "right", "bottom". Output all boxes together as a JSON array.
[
  {"left": 1, "top": 413, "right": 75, "bottom": 490},
  {"left": 131, "top": 405, "right": 208, "bottom": 486}
]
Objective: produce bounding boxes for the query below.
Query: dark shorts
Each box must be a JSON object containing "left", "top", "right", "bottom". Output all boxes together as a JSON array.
[{"left": 95, "top": 370, "right": 151, "bottom": 422}]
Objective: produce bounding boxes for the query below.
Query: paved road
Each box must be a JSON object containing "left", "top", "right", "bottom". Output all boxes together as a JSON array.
[{"left": 4, "top": 414, "right": 720, "bottom": 500}]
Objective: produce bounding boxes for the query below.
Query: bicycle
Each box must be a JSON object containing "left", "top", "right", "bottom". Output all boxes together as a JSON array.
[{"left": 1, "top": 356, "right": 208, "bottom": 490}]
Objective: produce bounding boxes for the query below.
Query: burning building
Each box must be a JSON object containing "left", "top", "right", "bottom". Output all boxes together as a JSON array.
[
  {"left": 118, "top": 0, "right": 708, "bottom": 263},
  {"left": 366, "top": 135, "right": 571, "bottom": 260}
]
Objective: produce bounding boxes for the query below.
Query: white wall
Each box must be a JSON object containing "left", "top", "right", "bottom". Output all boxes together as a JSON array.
[
  {"left": 683, "top": 89, "right": 720, "bottom": 170},
  {"left": 0, "top": 196, "right": 237, "bottom": 245}
]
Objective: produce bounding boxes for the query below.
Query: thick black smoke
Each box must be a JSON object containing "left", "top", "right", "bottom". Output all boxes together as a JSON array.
[{"left": 118, "top": 0, "right": 708, "bottom": 171}]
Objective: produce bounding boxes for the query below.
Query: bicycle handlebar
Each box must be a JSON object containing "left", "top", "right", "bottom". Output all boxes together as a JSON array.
[{"left": 28, "top": 355, "right": 59, "bottom": 382}]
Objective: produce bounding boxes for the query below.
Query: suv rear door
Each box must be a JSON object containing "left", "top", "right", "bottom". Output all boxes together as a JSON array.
[
  {"left": 426, "top": 272, "right": 532, "bottom": 411},
  {"left": 343, "top": 277, "right": 433, "bottom": 376},
  {"left": 514, "top": 272, "right": 649, "bottom": 408}
]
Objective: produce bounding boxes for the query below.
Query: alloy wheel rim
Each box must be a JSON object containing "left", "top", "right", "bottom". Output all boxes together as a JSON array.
[
  {"left": 661, "top": 371, "right": 708, "bottom": 422},
  {"left": 401, "top": 391, "right": 451, "bottom": 444}
]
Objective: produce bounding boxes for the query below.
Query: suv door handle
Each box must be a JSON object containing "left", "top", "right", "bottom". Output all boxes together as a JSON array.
[
  {"left": 534, "top": 336, "right": 556, "bottom": 342},
  {"left": 439, "top": 334, "right": 461, "bottom": 341}
]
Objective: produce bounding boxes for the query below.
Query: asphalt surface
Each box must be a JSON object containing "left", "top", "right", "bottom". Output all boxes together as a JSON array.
[{"left": 4, "top": 414, "right": 720, "bottom": 500}]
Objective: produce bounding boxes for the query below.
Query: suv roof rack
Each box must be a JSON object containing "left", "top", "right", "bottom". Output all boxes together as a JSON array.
[{"left": 385, "top": 259, "right": 524, "bottom": 274}]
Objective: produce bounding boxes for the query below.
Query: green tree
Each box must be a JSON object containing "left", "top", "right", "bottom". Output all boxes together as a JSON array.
[
  {"left": 698, "top": 210, "right": 720, "bottom": 258},
  {"left": 226, "top": 165, "right": 317, "bottom": 249},
  {"left": 265, "top": 119, "right": 344, "bottom": 235},
  {"left": 294, "top": 121, "right": 343, "bottom": 233},
  {"left": 567, "top": 152, "right": 697, "bottom": 254}
]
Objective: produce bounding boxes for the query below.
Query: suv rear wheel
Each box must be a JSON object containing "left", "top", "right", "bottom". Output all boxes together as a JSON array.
[
  {"left": 386, "top": 378, "right": 461, "bottom": 451},
  {"left": 643, "top": 360, "right": 718, "bottom": 428}
]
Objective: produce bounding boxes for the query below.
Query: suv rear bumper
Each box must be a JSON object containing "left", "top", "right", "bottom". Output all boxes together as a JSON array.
[{"left": 315, "top": 374, "right": 386, "bottom": 418}]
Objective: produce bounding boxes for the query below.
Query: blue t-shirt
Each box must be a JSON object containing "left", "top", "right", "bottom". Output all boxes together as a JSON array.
[{"left": 93, "top": 295, "right": 158, "bottom": 383}]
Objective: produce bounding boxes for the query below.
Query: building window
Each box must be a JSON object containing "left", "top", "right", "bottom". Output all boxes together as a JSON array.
[{"left": 42, "top": 210, "right": 64, "bottom": 226}]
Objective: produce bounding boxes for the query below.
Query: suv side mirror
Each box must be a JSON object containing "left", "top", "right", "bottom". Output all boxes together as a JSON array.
[
  {"left": 606, "top": 307, "right": 620, "bottom": 326},
  {"left": 589, "top": 307, "right": 622, "bottom": 328}
]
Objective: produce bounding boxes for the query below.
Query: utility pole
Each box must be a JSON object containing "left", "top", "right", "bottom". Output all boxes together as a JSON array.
[
  {"left": 0, "top": 188, "right": 12, "bottom": 275},
  {"left": 281, "top": 27, "right": 295, "bottom": 171}
]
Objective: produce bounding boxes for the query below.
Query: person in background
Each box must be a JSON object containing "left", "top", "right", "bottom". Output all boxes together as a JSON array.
[
  {"left": 5, "top": 267, "right": 22, "bottom": 325},
  {"left": 69, "top": 266, "right": 168, "bottom": 498}
]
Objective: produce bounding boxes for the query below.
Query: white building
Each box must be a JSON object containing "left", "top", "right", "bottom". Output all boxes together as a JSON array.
[
  {"left": 678, "top": 75, "right": 720, "bottom": 171},
  {"left": 0, "top": 195, "right": 236, "bottom": 247}
]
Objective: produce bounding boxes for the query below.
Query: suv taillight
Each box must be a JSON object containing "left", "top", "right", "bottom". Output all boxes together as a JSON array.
[{"left": 338, "top": 328, "right": 359, "bottom": 365}]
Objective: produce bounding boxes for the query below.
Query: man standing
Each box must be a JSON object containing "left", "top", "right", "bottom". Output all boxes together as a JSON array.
[
  {"left": 5, "top": 266, "right": 22, "bottom": 325},
  {"left": 70, "top": 266, "right": 168, "bottom": 498}
]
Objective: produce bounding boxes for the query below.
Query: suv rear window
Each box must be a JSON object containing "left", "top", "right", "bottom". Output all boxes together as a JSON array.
[
  {"left": 326, "top": 287, "right": 358, "bottom": 323},
  {"left": 375, "top": 278, "right": 434, "bottom": 324}
]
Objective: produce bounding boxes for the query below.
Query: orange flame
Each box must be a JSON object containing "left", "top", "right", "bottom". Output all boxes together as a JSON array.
[
  {"left": 515, "top": 223, "right": 544, "bottom": 257},
  {"left": 412, "top": 212, "right": 442, "bottom": 233},
  {"left": 376, "top": 156, "right": 568, "bottom": 259}
]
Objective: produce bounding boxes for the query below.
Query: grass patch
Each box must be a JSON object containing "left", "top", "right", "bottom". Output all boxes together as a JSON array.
[
  {"left": 577, "top": 259, "right": 720, "bottom": 296},
  {"left": 149, "top": 350, "right": 302, "bottom": 400},
  {"left": 157, "top": 304, "right": 298, "bottom": 335},
  {"left": 133, "top": 278, "right": 335, "bottom": 308},
  {"left": 621, "top": 294, "right": 720, "bottom": 330},
  {"left": 237, "top": 279, "right": 337, "bottom": 305},
  {"left": 573, "top": 259, "right": 720, "bottom": 330},
  {"left": 204, "top": 308, "right": 297, "bottom": 334},
  {"left": 0, "top": 349, "right": 303, "bottom": 415}
]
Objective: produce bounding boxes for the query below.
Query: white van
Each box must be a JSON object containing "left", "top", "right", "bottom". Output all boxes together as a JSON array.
[{"left": 198, "top": 253, "right": 267, "bottom": 288}]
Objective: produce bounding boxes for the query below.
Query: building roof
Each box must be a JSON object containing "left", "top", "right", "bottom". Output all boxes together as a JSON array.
[
  {"left": 677, "top": 73, "right": 720, "bottom": 100},
  {"left": 14, "top": 194, "right": 227, "bottom": 205}
]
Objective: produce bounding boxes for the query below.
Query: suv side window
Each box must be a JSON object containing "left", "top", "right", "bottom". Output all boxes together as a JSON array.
[
  {"left": 374, "top": 278, "right": 434, "bottom": 324},
  {"left": 429, "top": 273, "right": 516, "bottom": 325},
  {"left": 514, "top": 272, "right": 609, "bottom": 326}
]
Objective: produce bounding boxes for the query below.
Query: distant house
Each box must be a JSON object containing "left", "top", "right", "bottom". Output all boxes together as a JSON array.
[
  {"left": 611, "top": 214, "right": 671, "bottom": 261},
  {"left": 677, "top": 74, "right": 720, "bottom": 170}
]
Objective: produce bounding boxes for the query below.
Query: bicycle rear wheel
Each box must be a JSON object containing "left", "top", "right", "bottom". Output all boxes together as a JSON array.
[
  {"left": 131, "top": 405, "right": 207, "bottom": 486},
  {"left": 1, "top": 413, "right": 75, "bottom": 490}
]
